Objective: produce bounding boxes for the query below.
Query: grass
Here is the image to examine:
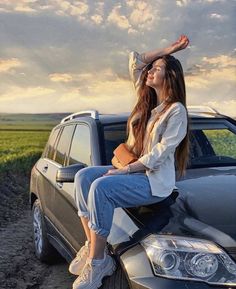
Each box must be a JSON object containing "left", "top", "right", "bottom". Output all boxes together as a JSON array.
[
  {"left": 0, "top": 130, "right": 50, "bottom": 175},
  {"left": 204, "top": 129, "right": 236, "bottom": 158}
]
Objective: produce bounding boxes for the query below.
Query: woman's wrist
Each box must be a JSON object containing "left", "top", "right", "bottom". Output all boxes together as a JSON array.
[{"left": 125, "top": 164, "right": 132, "bottom": 174}]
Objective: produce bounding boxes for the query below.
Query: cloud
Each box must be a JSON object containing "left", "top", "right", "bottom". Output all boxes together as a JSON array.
[
  {"left": 15, "top": 4, "right": 37, "bottom": 13},
  {"left": 58, "top": 77, "right": 135, "bottom": 114},
  {"left": 0, "top": 58, "right": 22, "bottom": 73},
  {"left": 107, "top": 4, "right": 130, "bottom": 30},
  {"left": 91, "top": 14, "right": 103, "bottom": 24},
  {"left": 49, "top": 73, "right": 73, "bottom": 82},
  {"left": 176, "top": 0, "right": 190, "bottom": 7},
  {"left": 202, "top": 55, "right": 236, "bottom": 67},
  {"left": 209, "top": 13, "right": 227, "bottom": 21},
  {"left": 203, "top": 100, "right": 236, "bottom": 117},
  {"left": 0, "top": 86, "right": 55, "bottom": 102},
  {"left": 129, "top": 1, "right": 156, "bottom": 30}
]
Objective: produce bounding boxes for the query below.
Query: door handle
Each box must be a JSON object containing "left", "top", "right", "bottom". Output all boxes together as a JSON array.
[
  {"left": 56, "top": 182, "right": 63, "bottom": 189},
  {"left": 42, "top": 165, "right": 48, "bottom": 173}
]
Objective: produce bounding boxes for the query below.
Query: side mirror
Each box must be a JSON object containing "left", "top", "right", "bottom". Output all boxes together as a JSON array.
[{"left": 56, "top": 163, "right": 86, "bottom": 183}]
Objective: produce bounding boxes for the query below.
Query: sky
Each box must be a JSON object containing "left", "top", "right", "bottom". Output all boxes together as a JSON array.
[{"left": 0, "top": 0, "right": 235, "bottom": 116}]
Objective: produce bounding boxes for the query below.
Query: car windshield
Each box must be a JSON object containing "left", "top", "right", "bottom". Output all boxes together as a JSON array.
[{"left": 103, "top": 122, "right": 236, "bottom": 168}]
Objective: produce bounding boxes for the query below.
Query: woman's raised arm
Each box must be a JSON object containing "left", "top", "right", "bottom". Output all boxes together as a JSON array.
[{"left": 140, "top": 35, "right": 189, "bottom": 64}]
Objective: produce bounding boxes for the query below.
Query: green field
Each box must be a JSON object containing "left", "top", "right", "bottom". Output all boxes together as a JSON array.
[
  {"left": 0, "top": 113, "right": 63, "bottom": 174},
  {"left": 0, "top": 113, "right": 68, "bottom": 131},
  {"left": 204, "top": 129, "right": 236, "bottom": 158},
  {"left": 0, "top": 130, "right": 50, "bottom": 174}
]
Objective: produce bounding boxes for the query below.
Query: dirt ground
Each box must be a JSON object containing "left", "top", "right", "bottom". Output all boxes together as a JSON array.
[{"left": 0, "top": 173, "right": 75, "bottom": 289}]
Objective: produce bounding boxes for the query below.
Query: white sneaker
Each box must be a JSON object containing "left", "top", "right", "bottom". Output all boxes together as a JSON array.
[
  {"left": 72, "top": 255, "right": 116, "bottom": 289},
  {"left": 69, "top": 241, "right": 90, "bottom": 275}
]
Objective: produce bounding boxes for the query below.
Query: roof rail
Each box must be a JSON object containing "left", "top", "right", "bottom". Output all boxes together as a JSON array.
[
  {"left": 60, "top": 110, "right": 99, "bottom": 123},
  {"left": 187, "top": 105, "right": 219, "bottom": 115}
]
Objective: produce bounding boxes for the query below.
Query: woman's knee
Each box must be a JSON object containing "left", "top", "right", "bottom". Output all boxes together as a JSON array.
[
  {"left": 88, "top": 177, "right": 111, "bottom": 203},
  {"left": 74, "top": 167, "right": 94, "bottom": 186}
]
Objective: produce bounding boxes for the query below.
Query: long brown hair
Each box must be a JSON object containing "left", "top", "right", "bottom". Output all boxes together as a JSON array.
[{"left": 127, "top": 54, "right": 190, "bottom": 178}]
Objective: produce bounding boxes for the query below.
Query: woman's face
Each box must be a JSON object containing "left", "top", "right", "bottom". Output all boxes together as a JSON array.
[{"left": 146, "top": 58, "right": 166, "bottom": 89}]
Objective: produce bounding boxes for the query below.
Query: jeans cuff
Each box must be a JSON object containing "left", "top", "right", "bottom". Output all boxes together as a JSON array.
[
  {"left": 88, "top": 221, "right": 110, "bottom": 238},
  {"left": 78, "top": 211, "right": 89, "bottom": 218}
]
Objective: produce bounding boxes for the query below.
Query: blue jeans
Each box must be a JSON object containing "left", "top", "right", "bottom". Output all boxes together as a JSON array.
[{"left": 74, "top": 165, "right": 165, "bottom": 237}]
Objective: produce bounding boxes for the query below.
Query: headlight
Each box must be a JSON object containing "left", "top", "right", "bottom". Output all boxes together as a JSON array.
[{"left": 141, "top": 234, "right": 236, "bottom": 285}]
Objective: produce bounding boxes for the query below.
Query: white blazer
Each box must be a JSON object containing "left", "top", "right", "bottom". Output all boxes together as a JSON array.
[{"left": 127, "top": 51, "right": 188, "bottom": 197}]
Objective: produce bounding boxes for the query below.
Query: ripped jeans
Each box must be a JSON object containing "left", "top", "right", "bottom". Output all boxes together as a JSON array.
[{"left": 74, "top": 165, "right": 164, "bottom": 237}]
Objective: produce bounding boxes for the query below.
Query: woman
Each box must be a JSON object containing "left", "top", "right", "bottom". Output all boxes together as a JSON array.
[{"left": 70, "top": 35, "right": 190, "bottom": 289}]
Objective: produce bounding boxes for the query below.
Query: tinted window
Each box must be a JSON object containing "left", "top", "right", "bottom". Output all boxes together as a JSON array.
[
  {"left": 189, "top": 128, "right": 236, "bottom": 167},
  {"left": 68, "top": 124, "right": 91, "bottom": 166},
  {"left": 103, "top": 123, "right": 127, "bottom": 164},
  {"left": 44, "top": 128, "right": 60, "bottom": 160},
  {"left": 54, "top": 125, "right": 75, "bottom": 165}
]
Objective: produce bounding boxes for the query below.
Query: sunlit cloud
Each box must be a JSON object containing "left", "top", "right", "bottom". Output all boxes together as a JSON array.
[
  {"left": 15, "top": 4, "right": 36, "bottom": 13},
  {"left": 91, "top": 14, "right": 103, "bottom": 24},
  {"left": 58, "top": 77, "right": 135, "bottom": 114},
  {"left": 186, "top": 54, "right": 236, "bottom": 89},
  {"left": 0, "top": 58, "right": 22, "bottom": 73},
  {"left": 0, "top": 86, "right": 55, "bottom": 102},
  {"left": 203, "top": 100, "right": 236, "bottom": 117},
  {"left": 202, "top": 55, "right": 236, "bottom": 67},
  {"left": 107, "top": 4, "right": 130, "bottom": 30},
  {"left": 49, "top": 73, "right": 73, "bottom": 82}
]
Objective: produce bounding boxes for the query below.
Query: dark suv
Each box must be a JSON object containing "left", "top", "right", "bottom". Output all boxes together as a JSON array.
[{"left": 30, "top": 107, "right": 236, "bottom": 289}]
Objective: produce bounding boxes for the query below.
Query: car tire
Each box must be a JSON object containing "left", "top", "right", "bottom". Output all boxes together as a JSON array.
[
  {"left": 102, "top": 263, "right": 130, "bottom": 289},
  {"left": 32, "top": 199, "right": 59, "bottom": 263}
]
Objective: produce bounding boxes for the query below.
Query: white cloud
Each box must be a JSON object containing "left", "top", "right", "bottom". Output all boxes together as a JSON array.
[
  {"left": 176, "top": 0, "right": 190, "bottom": 7},
  {"left": 129, "top": 3, "right": 154, "bottom": 27},
  {"left": 209, "top": 13, "right": 227, "bottom": 21}
]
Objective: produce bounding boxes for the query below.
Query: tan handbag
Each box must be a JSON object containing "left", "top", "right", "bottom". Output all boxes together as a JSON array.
[{"left": 111, "top": 143, "right": 138, "bottom": 169}]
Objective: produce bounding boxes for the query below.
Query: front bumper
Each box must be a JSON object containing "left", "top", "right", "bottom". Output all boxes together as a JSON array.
[{"left": 120, "top": 244, "right": 236, "bottom": 289}]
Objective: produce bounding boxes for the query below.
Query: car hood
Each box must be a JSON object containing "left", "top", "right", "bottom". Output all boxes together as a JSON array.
[{"left": 110, "top": 167, "right": 236, "bottom": 259}]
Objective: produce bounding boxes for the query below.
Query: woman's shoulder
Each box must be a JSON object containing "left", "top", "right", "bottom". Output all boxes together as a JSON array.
[
  {"left": 169, "top": 101, "right": 186, "bottom": 112},
  {"left": 166, "top": 102, "right": 187, "bottom": 119}
]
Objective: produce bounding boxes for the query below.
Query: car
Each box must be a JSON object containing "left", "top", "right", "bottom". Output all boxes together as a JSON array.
[{"left": 30, "top": 106, "right": 236, "bottom": 289}]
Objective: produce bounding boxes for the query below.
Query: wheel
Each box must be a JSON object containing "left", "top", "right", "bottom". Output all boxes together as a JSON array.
[
  {"left": 101, "top": 263, "right": 130, "bottom": 289},
  {"left": 32, "top": 199, "right": 59, "bottom": 263}
]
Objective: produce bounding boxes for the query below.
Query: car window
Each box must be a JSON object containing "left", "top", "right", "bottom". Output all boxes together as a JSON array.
[
  {"left": 190, "top": 128, "right": 236, "bottom": 167},
  {"left": 103, "top": 123, "right": 127, "bottom": 164},
  {"left": 43, "top": 128, "right": 60, "bottom": 160},
  {"left": 68, "top": 124, "right": 91, "bottom": 166},
  {"left": 54, "top": 125, "right": 75, "bottom": 165}
]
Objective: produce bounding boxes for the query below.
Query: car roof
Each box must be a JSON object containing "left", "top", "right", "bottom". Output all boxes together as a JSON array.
[{"left": 57, "top": 105, "right": 233, "bottom": 127}]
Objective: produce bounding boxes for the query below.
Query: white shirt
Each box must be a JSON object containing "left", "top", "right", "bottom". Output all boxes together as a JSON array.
[{"left": 127, "top": 51, "right": 188, "bottom": 197}]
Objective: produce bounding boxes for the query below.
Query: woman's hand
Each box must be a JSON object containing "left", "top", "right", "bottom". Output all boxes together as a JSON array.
[
  {"left": 170, "top": 35, "right": 189, "bottom": 53},
  {"left": 104, "top": 167, "right": 128, "bottom": 176}
]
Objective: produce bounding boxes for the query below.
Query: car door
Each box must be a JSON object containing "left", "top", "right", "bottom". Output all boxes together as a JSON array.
[
  {"left": 54, "top": 123, "right": 92, "bottom": 249},
  {"left": 36, "top": 127, "right": 61, "bottom": 224}
]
